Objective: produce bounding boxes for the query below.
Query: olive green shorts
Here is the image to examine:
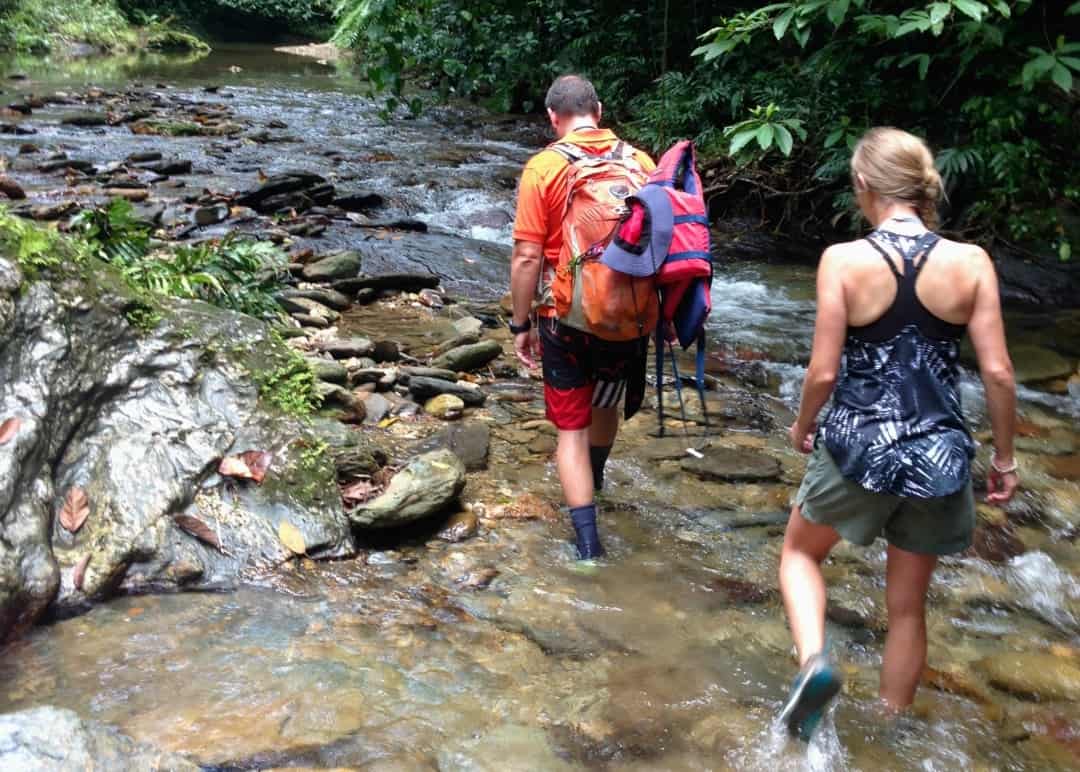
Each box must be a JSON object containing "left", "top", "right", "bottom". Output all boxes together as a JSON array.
[{"left": 795, "top": 446, "right": 975, "bottom": 556}]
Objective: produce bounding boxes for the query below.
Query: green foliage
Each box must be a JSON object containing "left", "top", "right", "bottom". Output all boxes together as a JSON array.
[
  {"left": 0, "top": 0, "right": 138, "bottom": 53},
  {"left": 691, "top": 0, "right": 1077, "bottom": 252},
  {"left": 724, "top": 104, "right": 807, "bottom": 158},
  {"left": 0, "top": 207, "right": 86, "bottom": 277},
  {"left": 73, "top": 199, "right": 289, "bottom": 319},
  {"left": 120, "top": 0, "right": 333, "bottom": 38},
  {"left": 249, "top": 331, "right": 324, "bottom": 417}
]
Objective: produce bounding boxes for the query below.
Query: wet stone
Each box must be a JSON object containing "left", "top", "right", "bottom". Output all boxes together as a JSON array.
[
  {"left": 432, "top": 339, "right": 503, "bottom": 372},
  {"left": 400, "top": 366, "right": 459, "bottom": 383},
  {"left": 976, "top": 653, "right": 1080, "bottom": 701},
  {"left": 304, "top": 356, "right": 349, "bottom": 385},
  {"left": 301, "top": 250, "right": 362, "bottom": 282},
  {"left": 276, "top": 296, "right": 339, "bottom": 324},
  {"left": 193, "top": 203, "right": 229, "bottom": 226},
  {"left": 279, "top": 287, "right": 351, "bottom": 311},
  {"left": 422, "top": 421, "right": 491, "bottom": 471},
  {"left": 61, "top": 112, "right": 108, "bottom": 127},
  {"left": 315, "top": 337, "right": 375, "bottom": 359},
  {"left": 359, "top": 392, "right": 392, "bottom": 425},
  {"left": 437, "top": 510, "right": 480, "bottom": 543},
  {"left": 425, "top": 394, "right": 466, "bottom": 420},
  {"left": 349, "top": 449, "right": 466, "bottom": 529},
  {"left": 408, "top": 376, "right": 486, "bottom": 406},
  {"left": 680, "top": 448, "right": 782, "bottom": 482}
]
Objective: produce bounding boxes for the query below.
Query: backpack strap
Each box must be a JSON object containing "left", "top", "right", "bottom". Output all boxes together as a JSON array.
[{"left": 548, "top": 142, "right": 588, "bottom": 164}]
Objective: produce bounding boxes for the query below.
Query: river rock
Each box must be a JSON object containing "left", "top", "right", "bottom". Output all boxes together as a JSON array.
[
  {"left": 437, "top": 724, "right": 573, "bottom": 772},
  {"left": 399, "top": 366, "right": 459, "bottom": 383},
  {"left": 334, "top": 190, "right": 384, "bottom": 212},
  {"left": 437, "top": 509, "right": 479, "bottom": 542},
  {"left": 976, "top": 653, "right": 1080, "bottom": 701},
  {"left": 425, "top": 394, "right": 466, "bottom": 420},
  {"left": 333, "top": 273, "right": 440, "bottom": 294},
  {"left": 137, "top": 158, "right": 193, "bottom": 176},
  {"left": 0, "top": 257, "right": 355, "bottom": 641},
  {"left": 349, "top": 449, "right": 466, "bottom": 528},
  {"left": 359, "top": 392, "right": 392, "bottom": 424},
  {"left": 192, "top": 203, "right": 229, "bottom": 226},
  {"left": 279, "top": 287, "right": 351, "bottom": 311},
  {"left": 422, "top": 421, "right": 491, "bottom": 471},
  {"left": 301, "top": 250, "right": 362, "bottom": 282},
  {"left": 1009, "top": 345, "right": 1075, "bottom": 384},
  {"left": 680, "top": 448, "right": 782, "bottom": 482},
  {"left": 237, "top": 171, "right": 326, "bottom": 212},
  {"left": 315, "top": 337, "right": 375, "bottom": 359},
  {"left": 453, "top": 315, "right": 485, "bottom": 337},
  {"left": 276, "top": 296, "right": 338, "bottom": 324},
  {"left": 351, "top": 368, "right": 397, "bottom": 389},
  {"left": 303, "top": 356, "right": 349, "bottom": 385},
  {"left": 0, "top": 706, "right": 199, "bottom": 771},
  {"left": 408, "top": 376, "right": 486, "bottom": 406},
  {"left": 432, "top": 340, "right": 503, "bottom": 372},
  {"left": 61, "top": 112, "right": 108, "bottom": 127},
  {"left": 0, "top": 123, "right": 36, "bottom": 135},
  {"left": 0, "top": 175, "right": 25, "bottom": 200}
]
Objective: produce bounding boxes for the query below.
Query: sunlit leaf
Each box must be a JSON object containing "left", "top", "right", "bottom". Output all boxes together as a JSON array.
[
  {"left": 1052, "top": 63, "right": 1074, "bottom": 92},
  {"left": 278, "top": 520, "right": 307, "bottom": 555},
  {"left": 775, "top": 124, "right": 794, "bottom": 156},
  {"left": 729, "top": 128, "right": 757, "bottom": 155},
  {"left": 0, "top": 417, "right": 21, "bottom": 445},
  {"left": 60, "top": 487, "right": 90, "bottom": 533},
  {"left": 773, "top": 7, "right": 795, "bottom": 39},
  {"left": 952, "top": 0, "right": 988, "bottom": 21},
  {"left": 756, "top": 123, "right": 775, "bottom": 150}
]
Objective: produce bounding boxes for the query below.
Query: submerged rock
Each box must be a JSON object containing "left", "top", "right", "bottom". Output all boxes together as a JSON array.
[
  {"left": 421, "top": 421, "right": 491, "bottom": 471},
  {"left": 680, "top": 448, "right": 782, "bottom": 482},
  {"left": 976, "top": 653, "right": 1080, "bottom": 701},
  {"left": 0, "top": 706, "right": 198, "bottom": 771},
  {"left": 349, "top": 449, "right": 466, "bottom": 528}
]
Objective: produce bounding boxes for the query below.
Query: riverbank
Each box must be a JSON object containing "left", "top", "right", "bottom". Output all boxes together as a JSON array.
[{"left": 0, "top": 47, "right": 1079, "bottom": 770}]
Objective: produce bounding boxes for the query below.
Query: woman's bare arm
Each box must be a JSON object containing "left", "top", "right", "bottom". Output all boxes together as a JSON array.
[
  {"left": 792, "top": 247, "right": 848, "bottom": 452},
  {"left": 966, "top": 247, "right": 1018, "bottom": 503}
]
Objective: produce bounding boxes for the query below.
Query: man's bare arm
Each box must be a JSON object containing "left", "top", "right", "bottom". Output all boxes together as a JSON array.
[{"left": 510, "top": 239, "right": 543, "bottom": 326}]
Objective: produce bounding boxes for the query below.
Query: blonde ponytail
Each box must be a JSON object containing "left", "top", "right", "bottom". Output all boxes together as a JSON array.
[{"left": 852, "top": 127, "right": 942, "bottom": 229}]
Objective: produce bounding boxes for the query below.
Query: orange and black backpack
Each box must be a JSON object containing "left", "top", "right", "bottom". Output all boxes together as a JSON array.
[{"left": 539, "top": 141, "right": 659, "bottom": 341}]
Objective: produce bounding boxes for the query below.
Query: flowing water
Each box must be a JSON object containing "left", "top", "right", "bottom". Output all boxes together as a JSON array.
[{"left": 1, "top": 45, "right": 1080, "bottom": 771}]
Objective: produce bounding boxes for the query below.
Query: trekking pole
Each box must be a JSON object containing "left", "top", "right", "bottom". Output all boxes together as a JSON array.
[{"left": 665, "top": 337, "right": 693, "bottom": 446}]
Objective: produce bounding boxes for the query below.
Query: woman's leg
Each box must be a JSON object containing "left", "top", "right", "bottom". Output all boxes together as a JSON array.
[
  {"left": 881, "top": 544, "right": 938, "bottom": 709},
  {"left": 780, "top": 507, "right": 841, "bottom": 665}
]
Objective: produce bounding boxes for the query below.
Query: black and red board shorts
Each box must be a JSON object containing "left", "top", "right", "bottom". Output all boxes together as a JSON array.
[{"left": 540, "top": 319, "right": 649, "bottom": 431}]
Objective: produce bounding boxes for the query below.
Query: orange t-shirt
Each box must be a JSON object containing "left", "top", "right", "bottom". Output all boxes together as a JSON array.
[{"left": 512, "top": 127, "right": 656, "bottom": 264}]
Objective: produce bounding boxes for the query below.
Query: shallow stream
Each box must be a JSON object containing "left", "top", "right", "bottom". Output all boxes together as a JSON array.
[{"left": 1, "top": 45, "right": 1079, "bottom": 771}]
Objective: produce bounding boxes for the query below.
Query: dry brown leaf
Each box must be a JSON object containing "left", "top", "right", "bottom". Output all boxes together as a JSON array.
[
  {"left": 174, "top": 514, "right": 223, "bottom": 551},
  {"left": 72, "top": 554, "right": 90, "bottom": 591},
  {"left": 278, "top": 520, "right": 306, "bottom": 555},
  {"left": 60, "top": 487, "right": 90, "bottom": 533},
  {"left": 0, "top": 417, "right": 21, "bottom": 445},
  {"left": 341, "top": 479, "right": 377, "bottom": 504},
  {"left": 218, "top": 450, "right": 273, "bottom": 484}
]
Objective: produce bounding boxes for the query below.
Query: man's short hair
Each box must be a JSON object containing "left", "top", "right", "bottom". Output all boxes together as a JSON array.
[{"left": 544, "top": 75, "right": 600, "bottom": 118}]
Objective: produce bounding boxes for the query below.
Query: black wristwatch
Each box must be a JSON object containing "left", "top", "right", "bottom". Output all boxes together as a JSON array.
[{"left": 508, "top": 317, "right": 532, "bottom": 335}]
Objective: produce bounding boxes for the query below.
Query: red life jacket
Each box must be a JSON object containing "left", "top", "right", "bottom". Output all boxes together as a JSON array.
[{"left": 600, "top": 140, "right": 713, "bottom": 435}]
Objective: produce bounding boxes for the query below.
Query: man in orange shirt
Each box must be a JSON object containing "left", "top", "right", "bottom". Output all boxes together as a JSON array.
[{"left": 509, "top": 75, "right": 655, "bottom": 560}]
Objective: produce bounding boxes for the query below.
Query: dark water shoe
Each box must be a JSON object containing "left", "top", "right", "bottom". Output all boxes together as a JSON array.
[{"left": 778, "top": 653, "right": 842, "bottom": 742}]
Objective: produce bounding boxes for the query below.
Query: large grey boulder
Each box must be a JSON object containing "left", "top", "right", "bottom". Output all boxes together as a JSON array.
[
  {"left": 0, "top": 706, "right": 198, "bottom": 771},
  {"left": 0, "top": 257, "right": 355, "bottom": 642},
  {"left": 349, "top": 449, "right": 465, "bottom": 528}
]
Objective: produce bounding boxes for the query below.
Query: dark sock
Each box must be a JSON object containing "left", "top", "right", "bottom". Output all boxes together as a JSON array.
[
  {"left": 569, "top": 503, "right": 605, "bottom": 559},
  {"left": 589, "top": 445, "right": 613, "bottom": 491}
]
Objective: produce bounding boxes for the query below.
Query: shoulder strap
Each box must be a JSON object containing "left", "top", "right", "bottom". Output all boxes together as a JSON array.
[
  {"left": 910, "top": 232, "right": 941, "bottom": 275},
  {"left": 548, "top": 142, "right": 587, "bottom": 163},
  {"left": 864, "top": 235, "right": 903, "bottom": 280}
]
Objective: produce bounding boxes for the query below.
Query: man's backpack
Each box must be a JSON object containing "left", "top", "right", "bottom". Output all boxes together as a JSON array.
[{"left": 543, "top": 141, "right": 659, "bottom": 341}]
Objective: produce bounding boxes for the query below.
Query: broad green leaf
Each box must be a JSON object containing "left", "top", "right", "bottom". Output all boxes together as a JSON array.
[
  {"left": 757, "top": 123, "right": 776, "bottom": 150},
  {"left": 1068, "top": 1, "right": 1080, "bottom": 15},
  {"left": 951, "top": 0, "right": 988, "bottom": 21},
  {"left": 773, "top": 7, "right": 796, "bottom": 39},
  {"left": 1060, "top": 241, "right": 1073, "bottom": 262},
  {"left": 990, "top": 0, "right": 1010, "bottom": 16},
  {"left": 729, "top": 129, "right": 757, "bottom": 155},
  {"left": 827, "top": 0, "right": 850, "bottom": 27},
  {"left": 824, "top": 128, "right": 845, "bottom": 148},
  {"left": 1052, "top": 63, "right": 1074, "bottom": 92},
  {"left": 775, "top": 124, "right": 794, "bottom": 156},
  {"left": 929, "top": 2, "right": 950, "bottom": 24}
]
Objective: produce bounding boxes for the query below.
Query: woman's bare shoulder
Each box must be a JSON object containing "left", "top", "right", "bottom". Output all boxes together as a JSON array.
[{"left": 933, "top": 237, "right": 994, "bottom": 272}]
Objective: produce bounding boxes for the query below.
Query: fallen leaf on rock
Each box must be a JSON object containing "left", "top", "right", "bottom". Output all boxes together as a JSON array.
[
  {"left": 60, "top": 487, "right": 90, "bottom": 533},
  {"left": 174, "top": 514, "right": 223, "bottom": 551},
  {"left": 72, "top": 554, "right": 90, "bottom": 590},
  {"left": 341, "top": 479, "right": 377, "bottom": 504},
  {"left": 278, "top": 520, "right": 306, "bottom": 555},
  {"left": 218, "top": 450, "right": 273, "bottom": 483},
  {"left": 0, "top": 417, "right": 20, "bottom": 445}
]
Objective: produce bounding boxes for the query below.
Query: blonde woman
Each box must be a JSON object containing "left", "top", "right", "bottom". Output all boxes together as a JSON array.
[{"left": 778, "top": 127, "right": 1018, "bottom": 740}]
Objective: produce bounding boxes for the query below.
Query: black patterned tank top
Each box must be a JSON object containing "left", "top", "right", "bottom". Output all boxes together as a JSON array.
[{"left": 818, "top": 227, "right": 975, "bottom": 498}]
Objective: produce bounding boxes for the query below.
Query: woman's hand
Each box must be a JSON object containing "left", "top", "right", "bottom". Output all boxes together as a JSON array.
[{"left": 789, "top": 423, "right": 816, "bottom": 454}]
